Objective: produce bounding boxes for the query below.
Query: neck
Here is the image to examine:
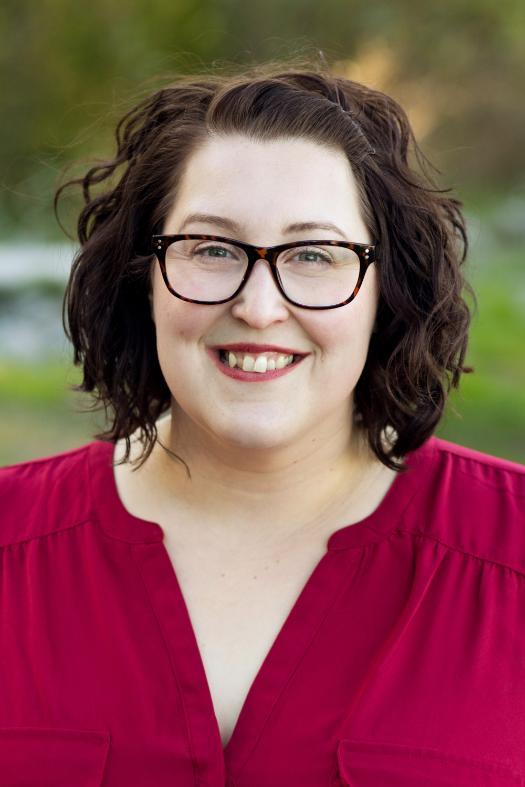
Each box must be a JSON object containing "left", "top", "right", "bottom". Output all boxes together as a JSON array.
[{"left": 144, "top": 405, "right": 382, "bottom": 545}]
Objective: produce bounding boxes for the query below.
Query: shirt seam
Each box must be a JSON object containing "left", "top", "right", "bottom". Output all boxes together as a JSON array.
[
  {"left": 453, "top": 463, "right": 525, "bottom": 497},
  {"left": 435, "top": 442, "right": 525, "bottom": 485},
  {"left": 1, "top": 443, "right": 94, "bottom": 472},
  {"left": 331, "top": 524, "right": 525, "bottom": 580},
  {"left": 0, "top": 518, "right": 94, "bottom": 550},
  {"left": 396, "top": 526, "right": 525, "bottom": 580}
]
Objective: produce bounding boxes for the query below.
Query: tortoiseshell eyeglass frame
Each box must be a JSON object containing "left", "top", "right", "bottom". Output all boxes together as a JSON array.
[{"left": 151, "top": 233, "right": 377, "bottom": 310}]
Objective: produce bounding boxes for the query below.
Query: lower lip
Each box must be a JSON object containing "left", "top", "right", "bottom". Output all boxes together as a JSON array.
[{"left": 206, "top": 349, "right": 307, "bottom": 382}]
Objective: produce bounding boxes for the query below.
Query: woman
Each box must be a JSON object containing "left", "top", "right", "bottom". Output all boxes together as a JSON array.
[{"left": 1, "top": 62, "right": 524, "bottom": 786}]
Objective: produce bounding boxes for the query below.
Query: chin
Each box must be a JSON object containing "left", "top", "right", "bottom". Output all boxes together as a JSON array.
[{"left": 208, "top": 418, "right": 299, "bottom": 452}]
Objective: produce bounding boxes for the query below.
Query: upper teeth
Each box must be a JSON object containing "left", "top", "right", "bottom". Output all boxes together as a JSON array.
[{"left": 223, "top": 351, "right": 294, "bottom": 373}]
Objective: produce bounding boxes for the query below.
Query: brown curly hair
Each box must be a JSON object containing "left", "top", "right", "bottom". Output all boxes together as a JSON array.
[{"left": 54, "top": 57, "right": 474, "bottom": 472}]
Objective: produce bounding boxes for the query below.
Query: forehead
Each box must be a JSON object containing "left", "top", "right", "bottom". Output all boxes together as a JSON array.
[{"left": 163, "top": 134, "right": 370, "bottom": 242}]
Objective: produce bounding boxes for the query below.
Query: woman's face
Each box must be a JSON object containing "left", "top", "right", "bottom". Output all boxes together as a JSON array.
[{"left": 151, "top": 134, "right": 379, "bottom": 452}]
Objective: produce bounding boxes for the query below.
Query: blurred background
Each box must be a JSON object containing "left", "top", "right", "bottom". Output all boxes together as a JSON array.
[{"left": 1, "top": 0, "right": 524, "bottom": 466}]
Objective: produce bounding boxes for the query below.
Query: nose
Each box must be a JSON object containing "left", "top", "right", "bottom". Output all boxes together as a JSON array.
[{"left": 230, "top": 258, "right": 290, "bottom": 327}]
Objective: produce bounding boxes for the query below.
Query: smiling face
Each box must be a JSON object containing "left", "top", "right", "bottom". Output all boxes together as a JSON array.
[{"left": 150, "top": 134, "right": 379, "bottom": 454}]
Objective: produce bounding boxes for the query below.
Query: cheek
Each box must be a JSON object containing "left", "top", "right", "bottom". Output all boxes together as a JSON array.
[
  {"left": 154, "top": 307, "right": 202, "bottom": 349},
  {"left": 315, "top": 266, "right": 379, "bottom": 341},
  {"left": 151, "top": 274, "right": 196, "bottom": 341},
  {"left": 311, "top": 301, "right": 378, "bottom": 360},
  {"left": 152, "top": 283, "right": 223, "bottom": 353}
]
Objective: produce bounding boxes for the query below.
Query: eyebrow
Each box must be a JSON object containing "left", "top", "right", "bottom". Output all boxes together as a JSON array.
[{"left": 178, "top": 212, "right": 348, "bottom": 239}]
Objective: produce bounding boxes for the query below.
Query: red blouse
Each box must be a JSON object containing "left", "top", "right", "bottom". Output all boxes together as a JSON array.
[{"left": 1, "top": 435, "right": 524, "bottom": 786}]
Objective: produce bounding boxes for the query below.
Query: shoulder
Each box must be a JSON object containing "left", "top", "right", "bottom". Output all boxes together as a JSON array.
[
  {"left": 423, "top": 435, "right": 525, "bottom": 492},
  {"left": 405, "top": 436, "right": 525, "bottom": 573},
  {"left": 0, "top": 442, "right": 105, "bottom": 547}
]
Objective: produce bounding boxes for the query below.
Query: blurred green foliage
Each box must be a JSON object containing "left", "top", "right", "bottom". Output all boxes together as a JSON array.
[
  {"left": 436, "top": 248, "right": 525, "bottom": 462},
  {"left": 0, "top": 359, "right": 97, "bottom": 465},
  {"left": 1, "top": 0, "right": 525, "bottom": 237}
]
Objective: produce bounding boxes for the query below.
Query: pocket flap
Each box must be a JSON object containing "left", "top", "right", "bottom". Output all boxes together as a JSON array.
[
  {"left": 337, "top": 739, "right": 524, "bottom": 786},
  {"left": 0, "top": 726, "right": 110, "bottom": 786}
]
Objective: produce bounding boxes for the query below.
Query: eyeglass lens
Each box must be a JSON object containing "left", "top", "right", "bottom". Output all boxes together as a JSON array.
[{"left": 163, "top": 238, "right": 361, "bottom": 307}]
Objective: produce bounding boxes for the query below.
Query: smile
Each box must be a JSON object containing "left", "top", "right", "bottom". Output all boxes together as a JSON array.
[
  {"left": 220, "top": 349, "right": 295, "bottom": 372},
  {"left": 207, "top": 348, "right": 305, "bottom": 382}
]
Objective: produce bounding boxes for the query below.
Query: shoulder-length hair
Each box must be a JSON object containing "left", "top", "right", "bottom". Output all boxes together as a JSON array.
[{"left": 55, "top": 58, "right": 474, "bottom": 472}]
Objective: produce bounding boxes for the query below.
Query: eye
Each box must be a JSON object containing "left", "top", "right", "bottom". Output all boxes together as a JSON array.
[
  {"left": 192, "top": 242, "right": 245, "bottom": 262},
  {"left": 195, "top": 244, "right": 234, "bottom": 258},
  {"left": 284, "top": 247, "right": 334, "bottom": 265}
]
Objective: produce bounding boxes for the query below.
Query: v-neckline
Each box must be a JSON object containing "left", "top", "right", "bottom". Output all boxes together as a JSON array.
[
  {"left": 87, "top": 437, "right": 432, "bottom": 778},
  {"left": 133, "top": 533, "right": 361, "bottom": 778}
]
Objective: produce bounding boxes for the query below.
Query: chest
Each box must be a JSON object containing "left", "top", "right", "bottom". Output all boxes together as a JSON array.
[{"left": 162, "top": 533, "right": 326, "bottom": 749}]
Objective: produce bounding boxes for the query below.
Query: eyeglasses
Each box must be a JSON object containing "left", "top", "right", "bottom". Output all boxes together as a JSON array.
[{"left": 151, "top": 233, "right": 377, "bottom": 310}]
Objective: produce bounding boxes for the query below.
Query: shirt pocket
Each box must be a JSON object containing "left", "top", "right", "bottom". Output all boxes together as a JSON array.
[
  {"left": 0, "top": 726, "right": 110, "bottom": 786},
  {"left": 335, "top": 738, "right": 525, "bottom": 787}
]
